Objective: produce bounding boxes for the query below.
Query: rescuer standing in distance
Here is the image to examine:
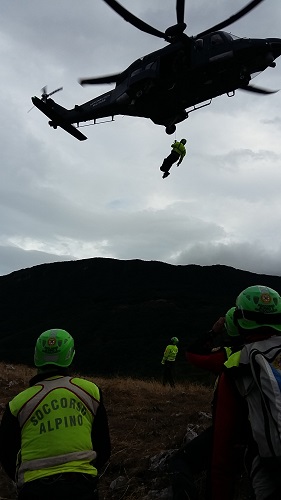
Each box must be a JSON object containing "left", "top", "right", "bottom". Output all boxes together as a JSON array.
[{"left": 161, "top": 336, "right": 179, "bottom": 387}]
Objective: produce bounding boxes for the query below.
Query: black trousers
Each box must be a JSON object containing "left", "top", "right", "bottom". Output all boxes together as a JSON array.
[
  {"left": 160, "top": 151, "right": 180, "bottom": 173},
  {"left": 162, "top": 361, "right": 176, "bottom": 388},
  {"left": 18, "top": 473, "right": 99, "bottom": 500}
]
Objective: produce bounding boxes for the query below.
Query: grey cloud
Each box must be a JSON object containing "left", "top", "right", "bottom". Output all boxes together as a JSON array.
[
  {"left": 212, "top": 149, "right": 279, "bottom": 167},
  {"left": 262, "top": 117, "right": 281, "bottom": 129},
  {"left": 173, "top": 241, "right": 281, "bottom": 277},
  {"left": 0, "top": 246, "right": 73, "bottom": 277}
]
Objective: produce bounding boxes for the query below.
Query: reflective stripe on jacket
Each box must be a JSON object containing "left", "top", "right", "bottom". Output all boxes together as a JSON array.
[
  {"left": 171, "top": 141, "right": 186, "bottom": 158},
  {"left": 9, "top": 376, "right": 100, "bottom": 487},
  {"left": 162, "top": 344, "right": 178, "bottom": 363}
]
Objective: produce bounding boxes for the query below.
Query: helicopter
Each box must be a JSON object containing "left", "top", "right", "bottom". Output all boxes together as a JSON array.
[{"left": 31, "top": 0, "right": 281, "bottom": 141}]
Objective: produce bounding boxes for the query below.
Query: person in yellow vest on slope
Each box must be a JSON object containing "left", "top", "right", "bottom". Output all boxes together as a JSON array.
[
  {"left": 0, "top": 329, "right": 111, "bottom": 500},
  {"left": 160, "top": 139, "right": 187, "bottom": 179},
  {"left": 161, "top": 337, "right": 179, "bottom": 387}
]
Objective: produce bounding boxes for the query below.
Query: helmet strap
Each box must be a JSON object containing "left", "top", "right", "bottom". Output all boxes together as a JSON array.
[{"left": 234, "top": 308, "right": 281, "bottom": 325}]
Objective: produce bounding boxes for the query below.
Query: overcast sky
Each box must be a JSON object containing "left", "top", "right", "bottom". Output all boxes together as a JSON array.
[{"left": 1, "top": 0, "right": 281, "bottom": 277}]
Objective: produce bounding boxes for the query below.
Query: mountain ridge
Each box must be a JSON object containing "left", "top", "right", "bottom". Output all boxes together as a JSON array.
[{"left": 0, "top": 258, "right": 280, "bottom": 380}]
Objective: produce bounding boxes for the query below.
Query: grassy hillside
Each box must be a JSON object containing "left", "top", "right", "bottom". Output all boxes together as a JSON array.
[{"left": 0, "top": 362, "right": 252, "bottom": 500}]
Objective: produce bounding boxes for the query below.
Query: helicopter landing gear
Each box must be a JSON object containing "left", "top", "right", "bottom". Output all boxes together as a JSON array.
[{"left": 165, "top": 124, "right": 176, "bottom": 135}]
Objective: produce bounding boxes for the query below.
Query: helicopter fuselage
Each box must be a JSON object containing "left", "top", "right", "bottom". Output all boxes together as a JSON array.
[{"left": 32, "top": 30, "right": 281, "bottom": 138}]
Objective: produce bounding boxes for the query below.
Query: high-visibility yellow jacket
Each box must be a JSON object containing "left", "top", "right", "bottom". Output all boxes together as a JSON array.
[
  {"left": 9, "top": 375, "right": 102, "bottom": 487},
  {"left": 171, "top": 141, "right": 186, "bottom": 159},
  {"left": 162, "top": 344, "right": 178, "bottom": 363}
]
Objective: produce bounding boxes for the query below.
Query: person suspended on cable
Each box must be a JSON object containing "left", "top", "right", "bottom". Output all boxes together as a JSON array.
[{"left": 160, "top": 138, "right": 187, "bottom": 179}]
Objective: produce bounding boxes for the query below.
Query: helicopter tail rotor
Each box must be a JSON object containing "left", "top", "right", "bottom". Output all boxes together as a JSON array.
[
  {"left": 41, "top": 86, "right": 63, "bottom": 102},
  {"left": 28, "top": 86, "right": 63, "bottom": 113}
]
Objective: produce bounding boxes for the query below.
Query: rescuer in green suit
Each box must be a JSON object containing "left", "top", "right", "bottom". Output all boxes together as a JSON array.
[
  {"left": 0, "top": 329, "right": 111, "bottom": 500},
  {"left": 160, "top": 139, "right": 187, "bottom": 178},
  {"left": 161, "top": 336, "right": 179, "bottom": 387}
]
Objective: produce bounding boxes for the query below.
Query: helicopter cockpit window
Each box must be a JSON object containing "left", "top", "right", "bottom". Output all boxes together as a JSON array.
[
  {"left": 195, "top": 39, "right": 203, "bottom": 50},
  {"left": 129, "top": 60, "right": 159, "bottom": 87},
  {"left": 145, "top": 62, "right": 156, "bottom": 70},
  {"left": 131, "top": 61, "right": 157, "bottom": 78},
  {"left": 131, "top": 68, "right": 142, "bottom": 77},
  {"left": 224, "top": 33, "right": 241, "bottom": 42},
  {"left": 210, "top": 34, "right": 224, "bottom": 46}
]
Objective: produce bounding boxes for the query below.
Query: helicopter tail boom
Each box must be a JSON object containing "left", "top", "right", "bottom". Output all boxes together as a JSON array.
[{"left": 31, "top": 96, "right": 87, "bottom": 141}]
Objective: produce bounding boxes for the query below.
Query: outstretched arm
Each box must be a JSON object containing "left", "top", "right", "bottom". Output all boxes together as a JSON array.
[
  {"left": 177, "top": 152, "right": 186, "bottom": 166},
  {"left": 185, "top": 316, "right": 227, "bottom": 373}
]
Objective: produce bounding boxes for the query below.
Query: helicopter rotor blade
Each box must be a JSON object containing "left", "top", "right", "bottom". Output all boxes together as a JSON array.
[
  {"left": 197, "top": 0, "right": 265, "bottom": 38},
  {"left": 102, "top": 0, "right": 166, "bottom": 40},
  {"left": 48, "top": 87, "right": 63, "bottom": 97},
  {"left": 239, "top": 84, "right": 278, "bottom": 94},
  {"left": 79, "top": 74, "right": 121, "bottom": 86},
  {"left": 176, "top": 0, "right": 185, "bottom": 25}
]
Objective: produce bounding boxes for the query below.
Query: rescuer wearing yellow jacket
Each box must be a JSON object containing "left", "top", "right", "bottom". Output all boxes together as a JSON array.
[
  {"left": 0, "top": 329, "right": 111, "bottom": 500},
  {"left": 160, "top": 139, "right": 187, "bottom": 179},
  {"left": 161, "top": 336, "right": 179, "bottom": 387}
]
